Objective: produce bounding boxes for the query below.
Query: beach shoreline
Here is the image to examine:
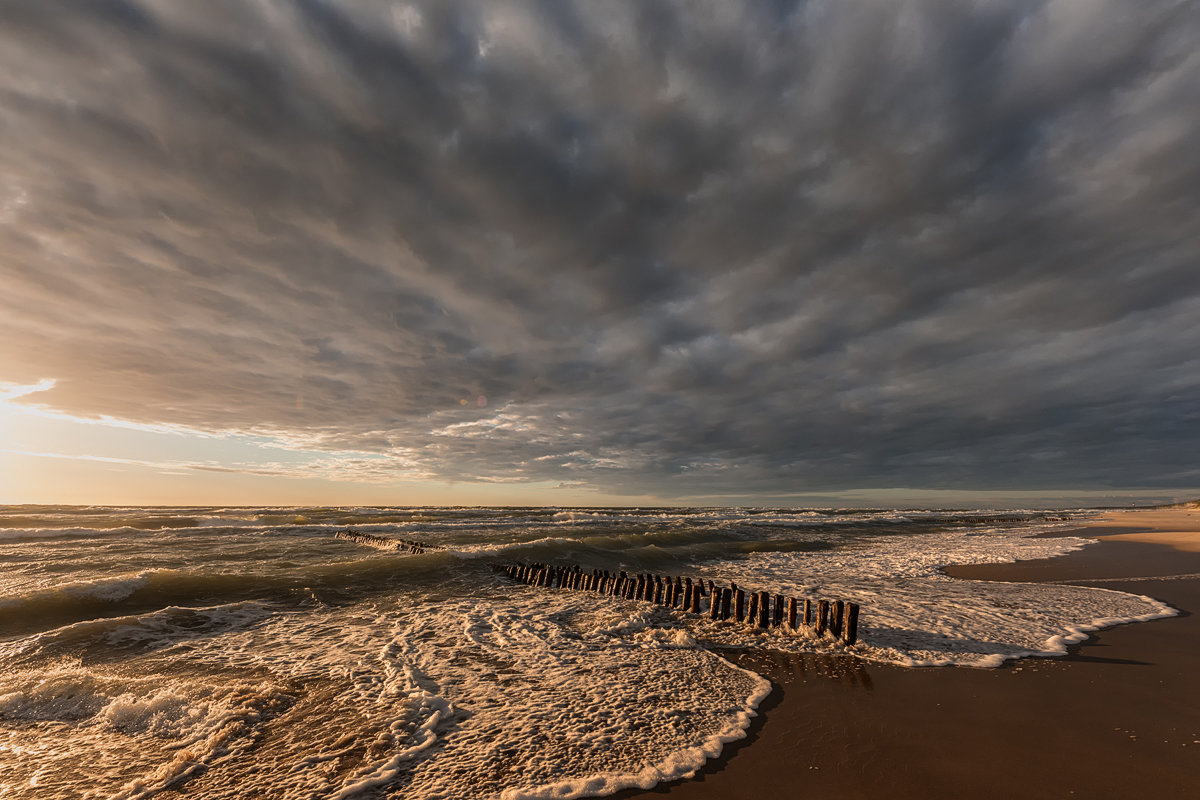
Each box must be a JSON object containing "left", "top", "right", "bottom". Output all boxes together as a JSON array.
[{"left": 617, "top": 506, "right": 1200, "bottom": 800}]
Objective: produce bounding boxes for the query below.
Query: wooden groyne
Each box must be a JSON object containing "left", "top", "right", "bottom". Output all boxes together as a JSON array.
[
  {"left": 501, "top": 562, "right": 860, "bottom": 646},
  {"left": 334, "top": 529, "right": 438, "bottom": 554}
]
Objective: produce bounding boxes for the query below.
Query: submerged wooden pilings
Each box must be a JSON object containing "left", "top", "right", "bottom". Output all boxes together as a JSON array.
[
  {"left": 500, "top": 562, "right": 860, "bottom": 646},
  {"left": 334, "top": 529, "right": 438, "bottom": 554}
]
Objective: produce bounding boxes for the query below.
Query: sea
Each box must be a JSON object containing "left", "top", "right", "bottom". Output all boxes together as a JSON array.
[{"left": 0, "top": 505, "right": 1176, "bottom": 800}]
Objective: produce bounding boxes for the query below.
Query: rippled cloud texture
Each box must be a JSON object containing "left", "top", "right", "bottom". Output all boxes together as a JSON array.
[{"left": 2, "top": 0, "right": 1199, "bottom": 499}]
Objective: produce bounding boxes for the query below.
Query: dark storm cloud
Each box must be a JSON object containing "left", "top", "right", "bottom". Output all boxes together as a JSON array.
[{"left": 2, "top": 0, "right": 1199, "bottom": 496}]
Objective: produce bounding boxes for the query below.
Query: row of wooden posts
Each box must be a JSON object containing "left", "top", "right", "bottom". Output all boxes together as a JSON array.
[
  {"left": 502, "top": 562, "right": 859, "bottom": 646},
  {"left": 335, "top": 529, "right": 437, "bottom": 554}
]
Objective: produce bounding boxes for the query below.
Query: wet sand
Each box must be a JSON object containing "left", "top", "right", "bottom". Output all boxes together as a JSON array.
[{"left": 618, "top": 507, "right": 1200, "bottom": 800}]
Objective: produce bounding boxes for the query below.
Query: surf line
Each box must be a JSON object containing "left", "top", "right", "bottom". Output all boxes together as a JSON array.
[
  {"left": 333, "top": 529, "right": 440, "bottom": 554},
  {"left": 501, "top": 562, "right": 860, "bottom": 645}
]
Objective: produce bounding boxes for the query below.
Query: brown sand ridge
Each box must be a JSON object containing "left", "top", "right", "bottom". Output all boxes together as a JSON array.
[{"left": 617, "top": 506, "right": 1200, "bottom": 800}]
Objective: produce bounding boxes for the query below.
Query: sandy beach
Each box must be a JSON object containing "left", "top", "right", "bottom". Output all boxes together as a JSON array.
[{"left": 618, "top": 506, "right": 1200, "bottom": 800}]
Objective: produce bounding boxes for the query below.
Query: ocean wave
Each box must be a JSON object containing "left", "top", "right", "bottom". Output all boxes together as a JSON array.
[
  {"left": 5, "top": 602, "right": 278, "bottom": 665},
  {"left": 0, "top": 526, "right": 141, "bottom": 542},
  {"left": 0, "top": 663, "right": 293, "bottom": 799},
  {"left": 0, "top": 553, "right": 463, "bottom": 637}
]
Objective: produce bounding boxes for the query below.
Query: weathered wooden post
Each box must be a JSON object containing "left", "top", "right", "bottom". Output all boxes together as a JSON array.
[
  {"left": 773, "top": 594, "right": 785, "bottom": 628},
  {"left": 709, "top": 588, "right": 721, "bottom": 620},
  {"left": 787, "top": 597, "right": 798, "bottom": 630},
  {"left": 747, "top": 593, "right": 759, "bottom": 626},
  {"left": 804, "top": 599, "right": 812, "bottom": 628},
  {"left": 683, "top": 580, "right": 693, "bottom": 611},
  {"left": 815, "top": 600, "right": 829, "bottom": 637},
  {"left": 735, "top": 590, "right": 746, "bottom": 622},
  {"left": 690, "top": 584, "right": 701, "bottom": 613},
  {"left": 721, "top": 588, "right": 732, "bottom": 620},
  {"left": 757, "top": 591, "right": 769, "bottom": 629},
  {"left": 654, "top": 577, "right": 664, "bottom": 604},
  {"left": 830, "top": 600, "right": 845, "bottom": 638},
  {"left": 673, "top": 577, "right": 683, "bottom": 608},
  {"left": 844, "top": 603, "right": 860, "bottom": 645}
]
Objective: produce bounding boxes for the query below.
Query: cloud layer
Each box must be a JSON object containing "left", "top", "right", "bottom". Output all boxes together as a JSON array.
[{"left": 2, "top": 0, "right": 1199, "bottom": 498}]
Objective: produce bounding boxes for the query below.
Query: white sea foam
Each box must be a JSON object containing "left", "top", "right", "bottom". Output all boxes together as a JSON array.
[
  {"left": 0, "top": 573, "right": 150, "bottom": 610},
  {"left": 61, "top": 591, "right": 766, "bottom": 800},
  {"left": 596, "top": 522, "right": 1177, "bottom": 667},
  {"left": 0, "top": 662, "right": 289, "bottom": 800}
]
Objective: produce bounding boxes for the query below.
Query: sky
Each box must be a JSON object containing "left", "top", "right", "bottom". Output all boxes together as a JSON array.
[{"left": 1, "top": 0, "right": 1199, "bottom": 508}]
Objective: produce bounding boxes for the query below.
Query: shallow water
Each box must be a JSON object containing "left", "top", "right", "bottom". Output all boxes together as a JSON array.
[{"left": 0, "top": 506, "right": 1174, "bottom": 799}]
